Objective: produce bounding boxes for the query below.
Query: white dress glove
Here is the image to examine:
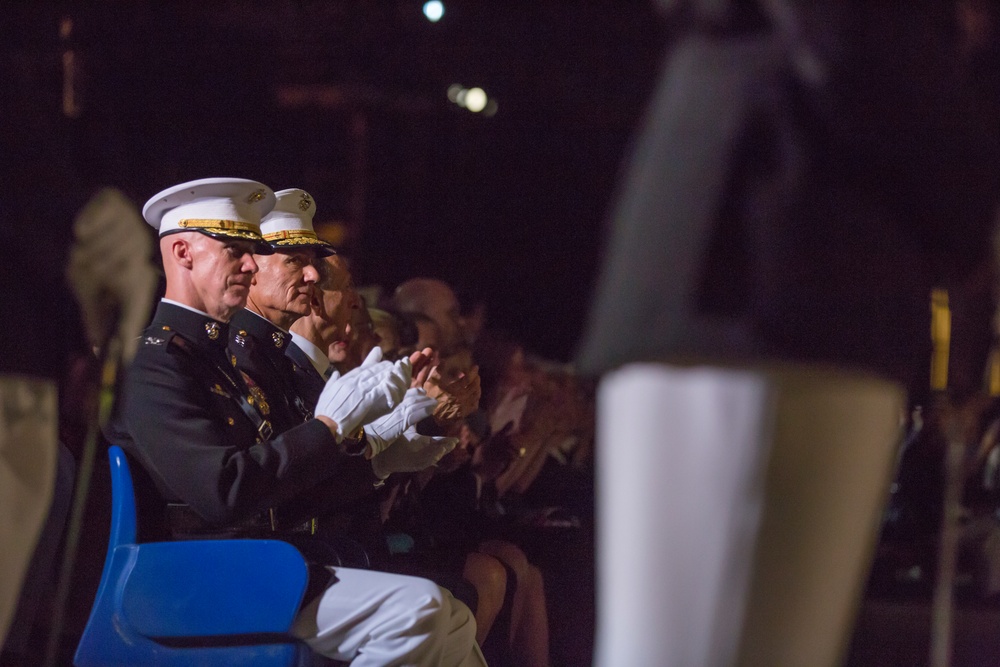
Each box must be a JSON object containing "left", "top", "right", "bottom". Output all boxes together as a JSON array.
[
  {"left": 364, "top": 387, "right": 439, "bottom": 457},
  {"left": 315, "top": 347, "right": 412, "bottom": 438},
  {"left": 370, "top": 426, "right": 458, "bottom": 480}
]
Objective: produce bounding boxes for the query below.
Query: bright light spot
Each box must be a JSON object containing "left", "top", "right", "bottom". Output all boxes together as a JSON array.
[
  {"left": 447, "top": 84, "right": 463, "bottom": 103},
  {"left": 455, "top": 89, "right": 468, "bottom": 108},
  {"left": 464, "top": 87, "right": 487, "bottom": 113},
  {"left": 423, "top": 1, "right": 444, "bottom": 22}
]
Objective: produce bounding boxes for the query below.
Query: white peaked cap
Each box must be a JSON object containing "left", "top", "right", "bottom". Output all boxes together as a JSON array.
[
  {"left": 142, "top": 177, "right": 276, "bottom": 253},
  {"left": 259, "top": 188, "right": 335, "bottom": 256}
]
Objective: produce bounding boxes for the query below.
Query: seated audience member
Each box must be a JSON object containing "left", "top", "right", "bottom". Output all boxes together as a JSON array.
[
  {"left": 392, "top": 277, "right": 469, "bottom": 356},
  {"left": 288, "top": 252, "right": 359, "bottom": 392},
  {"left": 386, "top": 282, "right": 552, "bottom": 665},
  {"left": 395, "top": 408, "right": 553, "bottom": 667},
  {"left": 231, "top": 189, "right": 457, "bottom": 565},
  {"left": 476, "top": 332, "right": 594, "bottom": 500},
  {"left": 369, "top": 307, "right": 401, "bottom": 359},
  {"left": 288, "top": 255, "right": 510, "bottom": 650},
  {"left": 109, "top": 178, "right": 485, "bottom": 666}
]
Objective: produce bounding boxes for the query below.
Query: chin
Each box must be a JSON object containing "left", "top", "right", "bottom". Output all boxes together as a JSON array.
[{"left": 220, "top": 297, "right": 248, "bottom": 315}]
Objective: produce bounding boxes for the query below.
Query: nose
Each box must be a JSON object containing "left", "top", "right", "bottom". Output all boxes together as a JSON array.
[
  {"left": 243, "top": 253, "right": 258, "bottom": 274},
  {"left": 303, "top": 263, "right": 319, "bottom": 284}
]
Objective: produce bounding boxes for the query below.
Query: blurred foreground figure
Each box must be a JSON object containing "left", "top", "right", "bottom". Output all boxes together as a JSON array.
[
  {"left": 578, "top": 2, "right": 1000, "bottom": 665},
  {"left": 0, "top": 184, "right": 156, "bottom": 652}
]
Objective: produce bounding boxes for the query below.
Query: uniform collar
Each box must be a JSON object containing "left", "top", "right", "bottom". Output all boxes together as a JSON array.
[
  {"left": 153, "top": 300, "right": 229, "bottom": 351},
  {"left": 288, "top": 332, "right": 331, "bottom": 379},
  {"left": 231, "top": 308, "right": 290, "bottom": 352}
]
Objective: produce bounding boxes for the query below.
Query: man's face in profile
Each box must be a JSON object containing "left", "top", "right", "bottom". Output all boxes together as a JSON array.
[
  {"left": 250, "top": 248, "right": 319, "bottom": 319},
  {"left": 314, "top": 255, "right": 359, "bottom": 363},
  {"left": 187, "top": 234, "right": 259, "bottom": 321}
]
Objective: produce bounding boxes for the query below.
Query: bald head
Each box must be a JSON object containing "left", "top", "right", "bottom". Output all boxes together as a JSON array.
[
  {"left": 160, "top": 231, "right": 258, "bottom": 322},
  {"left": 392, "top": 278, "right": 465, "bottom": 355}
]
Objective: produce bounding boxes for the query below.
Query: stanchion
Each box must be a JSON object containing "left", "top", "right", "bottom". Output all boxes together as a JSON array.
[{"left": 42, "top": 337, "right": 121, "bottom": 667}]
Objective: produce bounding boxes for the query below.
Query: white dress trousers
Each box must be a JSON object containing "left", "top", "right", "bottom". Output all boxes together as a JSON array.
[{"left": 293, "top": 566, "right": 487, "bottom": 666}]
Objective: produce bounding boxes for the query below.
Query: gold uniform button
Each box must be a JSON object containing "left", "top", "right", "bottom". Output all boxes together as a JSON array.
[{"left": 227, "top": 417, "right": 235, "bottom": 426}]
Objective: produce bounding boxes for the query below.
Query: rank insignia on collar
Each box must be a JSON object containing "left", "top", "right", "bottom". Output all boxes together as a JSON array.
[
  {"left": 205, "top": 322, "right": 221, "bottom": 340},
  {"left": 234, "top": 330, "right": 247, "bottom": 347},
  {"left": 272, "top": 332, "right": 286, "bottom": 348}
]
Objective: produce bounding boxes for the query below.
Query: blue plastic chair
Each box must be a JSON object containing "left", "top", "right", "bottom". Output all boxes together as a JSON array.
[{"left": 74, "top": 446, "right": 316, "bottom": 666}]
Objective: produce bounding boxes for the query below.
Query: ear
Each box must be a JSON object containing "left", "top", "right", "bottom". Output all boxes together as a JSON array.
[
  {"left": 309, "top": 293, "right": 324, "bottom": 316},
  {"left": 170, "top": 238, "right": 194, "bottom": 269}
]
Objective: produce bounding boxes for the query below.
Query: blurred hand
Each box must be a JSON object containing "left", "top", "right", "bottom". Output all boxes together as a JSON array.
[
  {"left": 370, "top": 426, "right": 458, "bottom": 479},
  {"left": 66, "top": 188, "right": 158, "bottom": 363},
  {"left": 425, "top": 365, "right": 482, "bottom": 426},
  {"left": 409, "top": 347, "right": 435, "bottom": 388}
]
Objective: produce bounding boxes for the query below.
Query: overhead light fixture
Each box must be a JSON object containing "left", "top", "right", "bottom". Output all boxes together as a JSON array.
[
  {"left": 447, "top": 84, "right": 496, "bottom": 116},
  {"left": 423, "top": 1, "right": 444, "bottom": 22}
]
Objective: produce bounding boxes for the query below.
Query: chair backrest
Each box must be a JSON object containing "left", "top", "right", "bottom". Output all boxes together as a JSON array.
[
  {"left": 103, "top": 446, "right": 136, "bottom": 572},
  {"left": 74, "top": 446, "right": 313, "bottom": 667}
]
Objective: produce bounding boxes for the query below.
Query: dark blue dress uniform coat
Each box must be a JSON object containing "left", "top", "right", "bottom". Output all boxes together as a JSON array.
[
  {"left": 228, "top": 310, "right": 381, "bottom": 528},
  {"left": 230, "top": 309, "right": 313, "bottom": 434},
  {"left": 108, "top": 301, "right": 346, "bottom": 540},
  {"left": 285, "top": 340, "right": 327, "bottom": 409}
]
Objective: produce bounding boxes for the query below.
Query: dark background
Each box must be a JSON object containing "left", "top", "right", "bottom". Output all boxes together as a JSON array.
[{"left": 3, "top": 1, "right": 666, "bottom": 362}]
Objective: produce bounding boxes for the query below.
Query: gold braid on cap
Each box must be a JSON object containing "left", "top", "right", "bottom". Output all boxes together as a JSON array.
[
  {"left": 179, "top": 219, "right": 258, "bottom": 232},
  {"left": 263, "top": 229, "right": 328, "bottom": 247},
  {"left": 178, "top": 219, "right": 263, "bottom": 239}
]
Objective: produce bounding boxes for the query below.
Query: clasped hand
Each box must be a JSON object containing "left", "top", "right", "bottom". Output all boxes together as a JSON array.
[{"left": 314, "top": 347, "right": 412, "bottom": 438}]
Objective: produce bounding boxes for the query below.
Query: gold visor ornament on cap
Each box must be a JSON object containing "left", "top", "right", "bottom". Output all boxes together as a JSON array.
[
  {"left": 259, "top": 188, "right": 335, "bottom": 256},
  {"left": 263, "top": 229, "right": 328, "bottom": 247}
]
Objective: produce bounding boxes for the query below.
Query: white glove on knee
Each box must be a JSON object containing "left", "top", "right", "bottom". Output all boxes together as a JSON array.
[{"left": 364, "top": 387, "right": 439, "bottom": 457}]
